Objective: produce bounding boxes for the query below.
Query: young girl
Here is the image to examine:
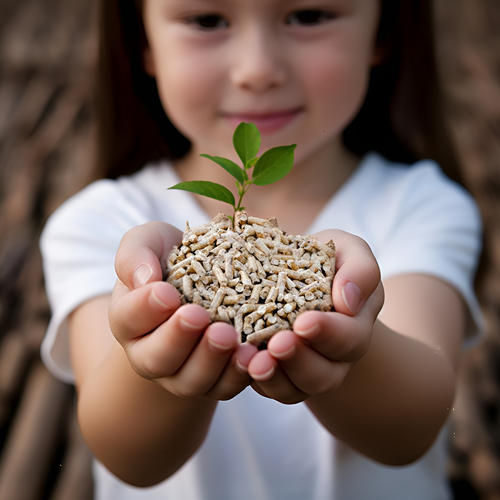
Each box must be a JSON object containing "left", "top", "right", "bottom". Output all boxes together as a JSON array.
[{"left": 40, "top": 1, "right": 483, "bottom": 499}]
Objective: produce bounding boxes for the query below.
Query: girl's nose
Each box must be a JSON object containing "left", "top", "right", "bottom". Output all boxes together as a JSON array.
[{"left": 230, "top": 30, "right": 287, "bottom": 93}]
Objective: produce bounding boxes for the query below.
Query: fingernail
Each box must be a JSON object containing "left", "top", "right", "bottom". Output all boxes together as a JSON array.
[
  {"left": 179, "top": 315, "right": 207, "bottom": 331},
  {"left": 207, "top": 329, "right": 236, "bottom": 352},
  {"left": 208, "top": 337, "right": 233, "bottom": 352},
  {"left": 252, "top": 365, "right": 275, "bottom": 382},
  {"left": 294, "top": 322, "right": 319, "bottom": 338},
  {"left": 342, "top": 281, "right": 362, "bottom": 314},
  {"left": 235, "top": 344, "right": 257, "bottom": 372},
  {"left": 150, "top": 289, "right": 169, "bottom": 309},
  {"left": 270, "top": 343, "right": 295, "bottom": 359},
  {"left": 235, "top": 358, "right": 250, "bottom": 373},
  {"left": 134, "top": 264, "right": 153, "bottom": 287}
]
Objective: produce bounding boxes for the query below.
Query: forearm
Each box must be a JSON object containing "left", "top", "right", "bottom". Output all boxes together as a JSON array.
[
  {"left": 306, "top": 319, "right": 456, "bottom": 465},
  {"left": 77, "top": 340, "right": 217, "bottom": 487}
]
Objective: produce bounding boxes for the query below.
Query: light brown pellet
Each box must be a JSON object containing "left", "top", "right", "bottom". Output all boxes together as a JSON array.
[{"left": 166, "top": 211, "right": 335, "bottom": 345}]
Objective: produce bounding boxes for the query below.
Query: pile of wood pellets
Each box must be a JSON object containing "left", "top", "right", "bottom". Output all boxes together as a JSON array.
[{"left": 166, "top": 212, "right": 335, "bottom": 345}]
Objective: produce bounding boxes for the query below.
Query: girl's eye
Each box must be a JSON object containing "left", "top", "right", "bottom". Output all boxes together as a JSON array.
[
  {"left": 285, "top": 9, "right": 336, "bottom": 26},
  {"left": 186, "top": 14, "right": 229, "bottom": 31}
]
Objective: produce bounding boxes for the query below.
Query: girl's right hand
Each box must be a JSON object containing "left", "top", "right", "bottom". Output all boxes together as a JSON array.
[{"left": 109, "top": 222, "right": 258, "bottom": 400}]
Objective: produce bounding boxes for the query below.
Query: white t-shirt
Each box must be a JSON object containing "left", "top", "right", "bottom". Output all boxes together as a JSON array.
[{"left": 40, "top": 153, "right": 483, "bottom": 500}]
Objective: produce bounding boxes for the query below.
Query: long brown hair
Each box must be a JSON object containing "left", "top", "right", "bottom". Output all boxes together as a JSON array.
[
  {"left": 94, "top": 0, "right": 462, "bottom": 185},
  {"left": 95, "top": 0, "right": 189, "bottom": 179}
]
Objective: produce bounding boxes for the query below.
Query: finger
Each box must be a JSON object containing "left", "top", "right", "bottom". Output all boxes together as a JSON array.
[
  {"left": 125, "top": 304, "right": 211, "bottom": 379},
  {"left": 115, "top": 222, "right": 182, "bottom": 289},
  {"left": 201, "top": 342, "right": 257, "bottom": 401},
  {"left": 248, "top": 349, "right": 277, "bottom": 381},
  {"left": 235, "top": 342, "right": 259, "bottom": 373},
  {"left": 267, "top": 330, "right": 350, "bottom": 394},
  {"left": 292, "top": 282, "right": 384, "bottom": 362},
  {"left": 313, "top": 229, "right": 380, "bottom": 316},
  {"left": 248, "top": 349, "right": 306, "bottom": 404},
  {"left": 165, "top": 322, "right": 240, "bottom": 398},
  {"left": 109, "top": 280, "right": 181, "bottom": 343}
]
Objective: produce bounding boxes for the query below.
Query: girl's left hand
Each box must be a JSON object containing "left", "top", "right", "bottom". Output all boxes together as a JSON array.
[{"left": 247, "top": 230, "right": 384, "bottom": 404}]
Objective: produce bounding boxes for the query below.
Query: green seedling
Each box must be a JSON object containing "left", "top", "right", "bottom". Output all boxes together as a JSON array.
[{"left": 168, "top": 122, "right": 296, "bottom": 228}]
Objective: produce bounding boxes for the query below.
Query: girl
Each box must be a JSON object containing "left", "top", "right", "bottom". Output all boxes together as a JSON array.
[{"left": 40, "top": 1, "right": 483, "bottom": 499}]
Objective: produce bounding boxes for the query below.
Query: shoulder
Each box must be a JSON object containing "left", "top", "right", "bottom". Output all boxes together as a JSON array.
[
  {"left": 53, "top": 160, "right": 175, "bottom": 218},
  {"left": 360, "top": 153, "right": 481, "bottom": 230},
  {"left": 41, "top": 161, "right": 174, "bottom": 246},
  {"left": 361, "top": 152, "right": 463, "bottom": 195},
  {"left": 362, "top": 154, "right": 484, "bottom": 338}
]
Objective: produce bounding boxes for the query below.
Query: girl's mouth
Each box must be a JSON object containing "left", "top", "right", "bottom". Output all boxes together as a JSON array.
[{"left": 222, "top": 108, "right": 302, "bottom": 134}]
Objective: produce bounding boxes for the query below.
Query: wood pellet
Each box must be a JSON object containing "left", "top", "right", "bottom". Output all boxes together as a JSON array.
[{"left": 166, "top": 212, "right": 335, "bottom": 345}]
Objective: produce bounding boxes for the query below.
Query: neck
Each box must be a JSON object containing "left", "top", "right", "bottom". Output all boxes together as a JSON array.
[{"left": 173, "top": 140, "right": 359, "bottom": 234}]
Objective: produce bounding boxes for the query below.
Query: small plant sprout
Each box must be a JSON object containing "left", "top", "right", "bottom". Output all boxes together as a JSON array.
[{"left": 168, "top": 122, "right": 296, "bottom": 227}]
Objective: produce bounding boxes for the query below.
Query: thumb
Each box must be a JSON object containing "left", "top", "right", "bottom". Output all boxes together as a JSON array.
[
  {"left": 313, "top": 229, "right": 381, "bottom": 316},
  {"left": 115, "top": 221, "right": 183, "bottom": 289}
]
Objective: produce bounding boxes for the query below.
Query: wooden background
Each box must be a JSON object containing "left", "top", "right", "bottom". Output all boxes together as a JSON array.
[{"left": 0, "top": 1, "right": 499, "bottom": 499}]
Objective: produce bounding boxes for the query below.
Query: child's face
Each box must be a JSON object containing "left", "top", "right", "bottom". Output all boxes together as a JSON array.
[{"left": 142, "top": 0, "right": 380, "bottom": 164}]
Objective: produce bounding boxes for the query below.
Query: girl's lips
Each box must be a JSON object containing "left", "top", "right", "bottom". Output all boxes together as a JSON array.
[{"left": 223, "top": 108, "right": 302, "bottom": 134}]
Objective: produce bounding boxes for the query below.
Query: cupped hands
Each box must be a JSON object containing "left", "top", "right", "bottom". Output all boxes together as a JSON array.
[{"left": 110, "top": 223, "right": 383, "bottom": 405}]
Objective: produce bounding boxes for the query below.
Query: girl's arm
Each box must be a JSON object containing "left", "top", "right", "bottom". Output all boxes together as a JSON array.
[
  {"left": 306, "top": 274, "right": 464, "bottom": 465},
  {"left": 70, "top": 222, "right": 257, "bottom": 487},
  {"left": 248, "top": 230, "right": 465, "bottom": 465},
  {"left": 70, "top": 297, "right": 217, "bottom": 487}
]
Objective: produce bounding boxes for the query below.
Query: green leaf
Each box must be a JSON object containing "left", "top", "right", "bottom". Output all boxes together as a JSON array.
[
  {"left": 200, "top": 154, "right": 247, "bottom": 184},
  {"left": 169, "top": 181, "right": 235, "bottom": 207},
  {"left": 252, "top": 144, "right": 296, "bottom": 185},
  {"left": 233, "top": 122, "right": 261, "bottom": 167},
  {"left": 247, "top": 157, "right": 258, "bottom": 169}
]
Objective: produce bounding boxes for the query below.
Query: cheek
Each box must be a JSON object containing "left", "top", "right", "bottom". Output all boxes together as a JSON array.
[
  {"left": 309, "top": 51, "right": 369, "bottom": 106},
  {"left": 153, "top": 49, "right": 219, "bottom": 122},
  {"left": 304, "top": 51, "right": 371, "bottom": 120}
]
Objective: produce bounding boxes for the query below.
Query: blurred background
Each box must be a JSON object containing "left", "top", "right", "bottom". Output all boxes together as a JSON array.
[{"left": 0, "top": 1, "right": 499, "bottom": 499}]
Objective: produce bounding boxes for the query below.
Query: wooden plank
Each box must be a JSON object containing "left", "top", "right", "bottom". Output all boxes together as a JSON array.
[
  {"left": 0, "top": 331, "right": 32, "bottom": 428},
  {"left": 0, "top": 362, "right": 72, "bottom": 500},
  {"left": 50, "top": 410, "right": 94, "bottom": 500}
]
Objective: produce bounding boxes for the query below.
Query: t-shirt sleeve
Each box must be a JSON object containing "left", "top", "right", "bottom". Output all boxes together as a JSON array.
[
  {"left": 376, "top": 162, "right": 484, "bottom": 344},
  {"left": 40, "top": 179, "right": 153, "bottom": 383}
]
